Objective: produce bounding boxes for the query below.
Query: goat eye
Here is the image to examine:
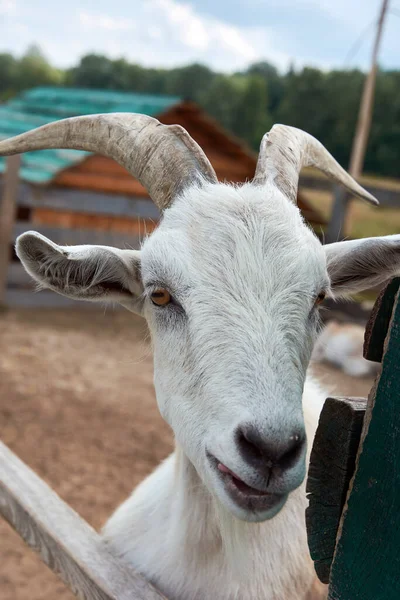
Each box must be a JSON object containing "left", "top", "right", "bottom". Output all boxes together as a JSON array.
[
  {"left": 150, "top": 288, "right": 171, "bottom": 306},
  {"left": 315, "top": 291, "right": 326, "bottom": 306}
]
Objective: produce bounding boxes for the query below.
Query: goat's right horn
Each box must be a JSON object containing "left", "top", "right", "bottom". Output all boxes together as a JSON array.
[
  {"left": 0, "top": 113, "right": 217, "bottom": 211},
  {"left": 253, "top": 124, "right": 378, "bottom": 205}
]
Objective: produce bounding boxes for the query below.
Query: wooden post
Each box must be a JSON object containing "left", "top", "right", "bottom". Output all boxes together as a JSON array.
[
  {"left": 0, "top": 155, "right": 21, "bottom": 306},
  {"left": 324, "top": 187, "right": 348, "bottom": 244},
  {"left": 306, "top": 396, "right": 367, "bottom": 583},
  {"left": 326, "top": 0, "right": 389, "bottom": 241},
  {"left": 307, "top": 278, "right": 400, "bottom": 596},
  {"left": 326, "top": 279, "right": 400, "bottom": 599},
  {"left": 348, "top": 0, "right": 390, "bottom": 180}
]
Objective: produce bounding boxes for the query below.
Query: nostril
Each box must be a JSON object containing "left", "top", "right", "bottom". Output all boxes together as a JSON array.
[
  {"left": 236, "top": 425, "right": 306, "bottom": 471},
  {"left": 278, "top": 433, "right": 306, "bottom": 470},
  {"left": 236, "top": 429, "right": 265, "bottom": 465}
]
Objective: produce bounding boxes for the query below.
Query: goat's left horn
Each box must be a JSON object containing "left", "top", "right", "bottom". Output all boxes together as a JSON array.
[
  {"left": 0, "top": 113, "right": 217, "bottom": 211},
  {"left": 253, "top": 124, "right": 378, "bottom": 205}
]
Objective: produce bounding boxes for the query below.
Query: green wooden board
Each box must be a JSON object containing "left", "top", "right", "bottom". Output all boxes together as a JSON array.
[
  {"left": 328, "top": 285, "right": 400, "bottom": 599},
  {"left": 306, "top": 397, "right": 367, "bottom": 583},
  {"left": 363, "top": 277, "right": 400, "bottom": 362}
]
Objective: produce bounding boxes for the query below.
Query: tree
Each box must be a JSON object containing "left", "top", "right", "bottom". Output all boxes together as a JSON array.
[
  {"left": 0, "top": 53, "right": 18, "bottom": 99},
  {"left": 199, "top": 74, "right": 244, "bottom": 133},
  {"left": 246, "top": 61, "right": 284, "bottom": 115},
  {"left": 67, "top": 54, "right": 115, "bottom": 89},
  {"left": 15, "top": 45, "right": 63, "bottom": 91},
  {"left": 167, "top": 63, "right": 216, "bottom": 101},
  {"left": 233, "top": 75, "right": 272, "bottom": 149}
]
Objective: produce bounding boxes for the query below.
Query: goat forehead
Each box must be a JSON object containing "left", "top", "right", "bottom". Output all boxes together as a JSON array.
[{"left": 142, "top": 182, "right": 327, "bottom": 292}]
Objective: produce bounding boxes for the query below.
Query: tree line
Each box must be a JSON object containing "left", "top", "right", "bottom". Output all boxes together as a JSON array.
[{"left": 0, "top": 46, "right": 399, "bottom": 178}]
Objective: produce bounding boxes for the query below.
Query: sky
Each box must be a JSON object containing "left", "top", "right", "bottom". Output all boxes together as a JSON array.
[{"left": 0, "top": 0, "right": 399, "bottom": 72}]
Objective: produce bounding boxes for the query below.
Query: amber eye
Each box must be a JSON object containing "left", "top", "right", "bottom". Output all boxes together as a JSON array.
[
  {"left": 150, "top": 288, "right": 171, "bottom": 306},
  {"left": 315, "top": 291, "right": 326, "bottom": 305}
]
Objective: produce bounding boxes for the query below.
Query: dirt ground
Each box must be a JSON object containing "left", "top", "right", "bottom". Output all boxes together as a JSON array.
[{"left": 0, "top": 307, "right": 376, "bottom": 600}]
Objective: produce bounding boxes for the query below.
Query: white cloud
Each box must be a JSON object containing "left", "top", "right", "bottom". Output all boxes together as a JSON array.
[
  {"left": 79, "top": 10, "right": 135, "bottom": 32},
  {"left": 155, "top": 0, "right": 210, "bottom": 50},
  {"left": 0, "top": 0, "right": 17, "bottom": 16},
  {"left": 71, "top": 0, "right": 288, "bottom": 71}
]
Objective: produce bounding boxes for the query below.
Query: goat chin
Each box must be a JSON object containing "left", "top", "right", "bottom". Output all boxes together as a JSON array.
[{"left": 102, "top": 375, "right": 328, "bottom": 600}]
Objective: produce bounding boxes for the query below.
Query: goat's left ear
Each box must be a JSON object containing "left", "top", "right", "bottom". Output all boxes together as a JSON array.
[
  {"left": 16, "top": 231, "right": 143, "bottom": 313},
  {"left": 325, "top": 234, "right": 400, "bottom": 296}
]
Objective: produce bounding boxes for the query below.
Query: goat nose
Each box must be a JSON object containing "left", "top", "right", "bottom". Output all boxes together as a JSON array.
[{"left": 235, "top": 425, "right": 306, "bottom": 471}]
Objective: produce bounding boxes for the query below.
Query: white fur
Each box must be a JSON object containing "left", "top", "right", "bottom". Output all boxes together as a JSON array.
[
  {"left": 103, "top": 378, "right": 326, "bottom": 600},
  {"left": 101, "top": 183, "right": 329, "bottom": 599},
  {"left": 19, "top": 180, "right": 400, "bottom": 600}
]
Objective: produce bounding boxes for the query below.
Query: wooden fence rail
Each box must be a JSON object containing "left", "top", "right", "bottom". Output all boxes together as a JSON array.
[{"left": 0, "top": 441, "right": 166, "bottom": 600}]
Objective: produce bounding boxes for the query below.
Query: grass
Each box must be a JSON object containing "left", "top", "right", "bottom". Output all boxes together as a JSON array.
[
  {"left": 303, "top": 166, "right": 400, "bottom": 193},
  {"left": 303, "top": 188, "right": 400, "bottom": 239}
]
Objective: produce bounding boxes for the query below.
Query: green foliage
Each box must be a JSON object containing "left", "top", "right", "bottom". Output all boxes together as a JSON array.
[
  {"left": 0, "top": 46, "right": 64, "bottom": 100},
  {"left": 233, "top": 75, "right": 272, "bottom": 148},
  {"left": 0, "top": 53, "right": 18, "bottom": 99},
  {"left": 16, "top": 45, "right": 64, "bottom": 91},
  {"left": 200, "top": 74, "right": 244, "bottom": 132},
  {"left": 0, "top": 45, "right": 399, "bottom": 177}
]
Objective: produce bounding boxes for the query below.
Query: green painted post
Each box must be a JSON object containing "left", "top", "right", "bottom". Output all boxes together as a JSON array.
[{"left": 328, "top": 282, "right": 400, "bottom": 599}]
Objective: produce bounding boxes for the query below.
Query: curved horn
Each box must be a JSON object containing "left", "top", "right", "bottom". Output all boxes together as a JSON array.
[
  {"left": 0, "top": 113, "right": 217, "bottom": 210},
  {"left": 253, "top": 124, "right": 378, "bottom": 205}
]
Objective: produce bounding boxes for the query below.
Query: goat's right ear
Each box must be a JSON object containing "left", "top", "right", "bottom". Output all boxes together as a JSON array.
[{"left": 16, "top": 231, "right": 143, "bottom": 313}]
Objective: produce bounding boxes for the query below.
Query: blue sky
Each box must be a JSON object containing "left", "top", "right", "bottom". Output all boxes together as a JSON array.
[{"left": 0, "top": 0, "right": 399, "bottom": 72}]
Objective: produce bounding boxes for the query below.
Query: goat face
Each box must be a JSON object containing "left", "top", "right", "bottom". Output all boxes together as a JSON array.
[
  {"left": 15, "top": 182, "right": 400, "bottom": 521},
  {"left": 139, "top": 182, "right": 328, "bottom": 521},
  {"left": 5, "top": 116, "right": 397, "bottom": 522}
]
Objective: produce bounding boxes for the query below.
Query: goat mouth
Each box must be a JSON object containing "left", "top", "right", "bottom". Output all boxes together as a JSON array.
[{"left": 207, "top": 453, "right": 287, "bottom": 516}]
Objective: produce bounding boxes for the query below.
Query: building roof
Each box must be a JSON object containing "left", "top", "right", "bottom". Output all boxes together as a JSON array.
[{"left": 0, "top": 87, "right": 180, "bottom": 184}]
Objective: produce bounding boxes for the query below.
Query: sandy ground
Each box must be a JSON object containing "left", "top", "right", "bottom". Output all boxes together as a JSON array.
[{"left": 0, "top": 308, "right": 376, "bottom": 600}]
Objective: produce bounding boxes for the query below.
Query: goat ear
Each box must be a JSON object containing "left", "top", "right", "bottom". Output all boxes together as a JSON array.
[
  {"left": 16, "top": 231, "right": 143, "bottom": 312},
  {"left": 324, "top": 235, "right": 400, "bottom": 296}
]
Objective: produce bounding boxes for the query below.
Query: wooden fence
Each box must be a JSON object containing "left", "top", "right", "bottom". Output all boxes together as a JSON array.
[
  {"left": 0, "top": 157, "right": 159, "bottom": 307},
  {"left": 0, "top": 440, "right": 166, "bottom": 600},
  {"left": 307, "top": 277, "right": 400, "bottom": 599}
]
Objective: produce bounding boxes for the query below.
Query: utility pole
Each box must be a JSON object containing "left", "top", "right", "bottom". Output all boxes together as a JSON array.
[
  {"left": 325, "top": 0, "right": 390, "bottom": 242},
  {"left": 349, "top": 0, "right": 389, "bottom": 179}
]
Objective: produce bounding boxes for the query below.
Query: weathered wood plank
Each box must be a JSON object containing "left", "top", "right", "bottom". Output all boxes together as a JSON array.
[
  {"left": 0, "top": 155, "right": 21, "bottom": 304},
  {"left": 5, "top": 288, "right": 125, "bottom": 309},
  {"left": 14, "top": 222, "right": 142, "bottom": 249},
  {"left": 363, "top": 277, "right": 400, "bottom": 362},
  {"left": 0, "top": 441, "right": 166, "bottom": 600},
  {"left": 328, "top": 285, "right": 400, "bottom": 600},
  {"left": 306, "top": 397, "right": 367, "bottom": 584},
  {"left": 21, "top": 187, "right": 161, "bottom": 220}
]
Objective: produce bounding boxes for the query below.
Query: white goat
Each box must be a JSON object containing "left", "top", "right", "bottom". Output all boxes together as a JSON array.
[
  {"left": 312, "top": 320, "right": 380, "bottom": 377},
  {"left": 2, "top": 115, "right": 399, "bottom": 600}
]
